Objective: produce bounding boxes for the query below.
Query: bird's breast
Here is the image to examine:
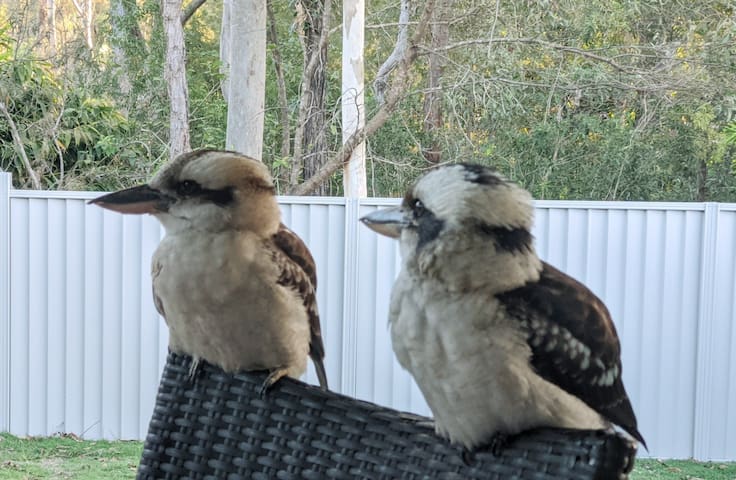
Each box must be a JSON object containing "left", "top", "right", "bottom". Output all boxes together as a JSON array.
[
  {"left": 152, "top": 231, "right": 310, "bottom": 374},
  {"left": 389, "top": 275, "right": 592, "bottom": 448}
]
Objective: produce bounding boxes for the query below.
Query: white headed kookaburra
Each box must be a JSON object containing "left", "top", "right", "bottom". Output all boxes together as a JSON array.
[
  {"left": 360, "top": 163, "right": 645, "bottom": 452},
  {"left": 90, "top": 149, "right": 328, "bottom": 392}
]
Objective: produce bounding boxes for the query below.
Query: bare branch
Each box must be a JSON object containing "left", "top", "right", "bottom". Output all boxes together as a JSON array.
[
  {"left": 182, "top": 0, "right": 207, "bottom": 25},
  {"left": 430, "top": 37, "right": 642, "bottom": 74},
  {"left": 290, "top": 0, "right": 436, "bottom": 195},
  {"left": 0, "top": 101, "right": 42, "bottom": 189},
  {"left": 366, "top": 21, "right": 418, "bottom": 30},
  {"left": 373, "top": 0, "right": 411, "bottom": 104},
  {"left": 70, "top": 0, "right": 84, "bottom": 16}
]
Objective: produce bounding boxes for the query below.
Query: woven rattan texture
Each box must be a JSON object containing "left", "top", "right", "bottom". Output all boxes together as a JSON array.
[{"left": 137, "top": 352, "right": 637, "bottom": 480}]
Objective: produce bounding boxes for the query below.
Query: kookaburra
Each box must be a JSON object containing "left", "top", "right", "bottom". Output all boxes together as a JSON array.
[
  {"left": 360, "top": 163, "right": 645, "bottom": 452},
  {"left": 90, "top": 149, "right": 328, "bottom": 392}
]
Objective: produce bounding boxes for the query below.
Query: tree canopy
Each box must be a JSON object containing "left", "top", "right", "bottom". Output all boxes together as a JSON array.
[{"left": 0, "top": 0, "right": 734, "bottom": 201}]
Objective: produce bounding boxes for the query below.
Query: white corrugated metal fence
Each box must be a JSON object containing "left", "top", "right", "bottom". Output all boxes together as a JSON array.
[{"left": 0, "top": 172, "right": 734, "bottom": 460}]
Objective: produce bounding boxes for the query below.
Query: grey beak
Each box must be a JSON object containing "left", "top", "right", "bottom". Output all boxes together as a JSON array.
[
  {"left": 360, "top": 206, "right": 409, "bottom": 238},
  {"left": 88, "top": 184, "right": 174, "bottom": 215}
]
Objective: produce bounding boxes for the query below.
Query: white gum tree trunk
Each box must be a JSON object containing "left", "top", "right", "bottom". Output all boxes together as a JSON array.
[
  {"left": 342, "top": 0, "right": 367, "bottom": 197},
  {"left": 223, "top": 0, "right": 267, "bottom": 160}
]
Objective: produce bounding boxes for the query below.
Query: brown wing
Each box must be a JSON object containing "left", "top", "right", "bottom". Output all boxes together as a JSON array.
[
  {"left": 272, "top": 223, "right": 328, "bottom": 390},
  {"left": 497, "top": 262, "right": 645, "bottom": 447}
]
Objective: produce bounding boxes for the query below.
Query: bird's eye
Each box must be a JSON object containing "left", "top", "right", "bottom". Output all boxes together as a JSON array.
[
  {"left": 177, "top": 180, "right": 200, "bottom": 196},
  {"left": 413, "top": 199, "right": 427, "bottom": 217}
]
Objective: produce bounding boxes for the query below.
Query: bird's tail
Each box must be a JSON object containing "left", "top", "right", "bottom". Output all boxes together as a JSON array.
[{"left": 312, "top": 357, "right": 329, "bottom": 390}]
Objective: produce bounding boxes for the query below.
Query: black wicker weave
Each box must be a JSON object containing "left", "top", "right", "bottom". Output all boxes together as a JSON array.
[{"left": 138, "top": 352, "right": 637, "bottom": 480}]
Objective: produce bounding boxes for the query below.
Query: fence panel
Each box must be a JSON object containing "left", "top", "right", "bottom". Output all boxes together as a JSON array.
[
  {"left": 695, "top": 206, "right": 736, "bottom": 460},
  {"left": 0, "top": 173, "right": 10, "bottom": 432}
]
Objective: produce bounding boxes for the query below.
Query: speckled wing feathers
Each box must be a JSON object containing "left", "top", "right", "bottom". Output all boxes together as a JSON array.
[
  {"left": 497, "top": 262, "right": 646, "bottom": 447},
  {"left": 271, "top": 223, "right": 328, "bottom": 390}
]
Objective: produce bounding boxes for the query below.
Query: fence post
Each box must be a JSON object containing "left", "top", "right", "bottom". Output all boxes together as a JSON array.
[
  {"left": 340, "top": 197, "right": 360, "bottom": 397},
  {"left": 0, "top": 172, "right": 11, "bottom": 432},
  {"left": 693, "top": 202, "right": 719, "bottom": 460}
]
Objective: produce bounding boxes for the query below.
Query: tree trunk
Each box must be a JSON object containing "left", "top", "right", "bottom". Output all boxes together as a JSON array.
[
  {"left": 697, "top": 158, "right": 707, "bottom": 201},
  {"left": 422, "top": 0, "right": 449, "bottom": 165},
  {"left": 224, "top": 0, "right": 267, "bottom": 160},
  {"left": 267, "top": 1, "right": 291, "bottom": 161},
  {"left": 71, "top": 0, "right": 93, "bottom": 49},
  {"left": 163, "top": 0, "right": 191, "bottom": 160},
  {"left": 342, "top": 0, "right": 367, "bottom": 197},
  {"left": 297, "top": 0, "right": 329, "bottom": 195},
  {"left": 84, "top": 0, "right": 93, "bottom": 49},
  {"left": 219, "top": 0, "right": 231, "bottom": 100},
  {"left": 110, "top": 0, "right": 133, "bottom": 95},
  {"left": 46, "top": 0, "right": 58, "bottom": 56}
]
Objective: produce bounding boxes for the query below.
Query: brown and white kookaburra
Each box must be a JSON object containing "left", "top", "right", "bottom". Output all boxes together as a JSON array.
[
  {"left": 360, "top": 163, "right": 645, "bottom": 452},
  {"left": 90, "top": 149, "right": 328, "bottom": 392}
]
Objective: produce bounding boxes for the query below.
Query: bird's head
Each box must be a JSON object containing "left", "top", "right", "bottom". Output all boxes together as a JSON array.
[
  {"left": 361, "top": 163, "right": 540, "bottom": 289},
  {"left": 89, "top": 149, "right": 280, "bottom": 235}
]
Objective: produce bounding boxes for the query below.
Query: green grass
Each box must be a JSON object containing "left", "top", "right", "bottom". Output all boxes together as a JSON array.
[
  {"left": 0, "top": 434, "right": 142, "bottom": 479},
  {"left": 632, "top": 459, "right": 736, "bottom": 480},
  {"left": 0, "top": 433, "right": 734, "bottom": 479}
]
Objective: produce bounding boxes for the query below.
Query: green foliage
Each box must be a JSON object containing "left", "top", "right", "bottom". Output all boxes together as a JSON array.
[
  {"left": 0, "top": 10, "right": 154, "bottom": 190},
  {"left": 183, "top": 2, "right": 227, "bottom": 150},
  {"left": 0, "top": 0, "right": 734, "bottom": 199},
  {"left": 365, "top": 0, "right": 736, "bottom": 201}
]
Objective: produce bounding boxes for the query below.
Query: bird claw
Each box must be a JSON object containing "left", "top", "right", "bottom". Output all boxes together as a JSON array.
[
  {"left": 461, "top": 448, "right": 475, "bottom": 466},
  {"left": 187, "top": 358, "right": 201, "bottom": 382},
  {"left": 258, "top": 368, "right": 288, "bottom": 397},
  {"left": 489, "top": 431, "right": 509, "bottom": 457}
]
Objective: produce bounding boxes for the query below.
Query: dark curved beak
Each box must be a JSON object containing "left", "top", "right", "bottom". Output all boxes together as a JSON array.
[
  {"left": 360, "top": 206, "right": 409, "bottom": 239},
  {"left": 88, "top": 184, "right": 173, "bottom": 215}
]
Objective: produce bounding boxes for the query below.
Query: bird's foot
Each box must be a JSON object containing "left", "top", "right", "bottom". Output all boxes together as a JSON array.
[
  {"left": 489, "top": 431, "right": 509, "bottom": 457},
  {"left": 187, "top": 357, "right": 202, "bottom": 382},
  {"left": 461, "top": 448, "right": 475, "bottom": 466},
  {"left": 258, "top": 367, "right": 289, "bottom": 397}
]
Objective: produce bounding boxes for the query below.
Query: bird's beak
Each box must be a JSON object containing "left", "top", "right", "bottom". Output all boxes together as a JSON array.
[
  {"left": 360, "top": 206, "right": 409, "bottom": 238},
  {"left": 88, "top": 185, "right": 173, "bottom": 215}
]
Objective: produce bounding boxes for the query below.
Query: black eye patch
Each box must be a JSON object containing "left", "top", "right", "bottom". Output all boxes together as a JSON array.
[
  {"left": 175, "top": 180, "right": 235, "bottom": 207},
  {"left": 202, "top": 186, "right": 235, "bottom": 206}
]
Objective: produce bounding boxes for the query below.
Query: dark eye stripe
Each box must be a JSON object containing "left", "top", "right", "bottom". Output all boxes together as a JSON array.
[
  {"left": 201, "top": 186, "right": 235, "bottom": 206},
  {"left": 175, "top": 180, "right": 235, "bottom": 207}
]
